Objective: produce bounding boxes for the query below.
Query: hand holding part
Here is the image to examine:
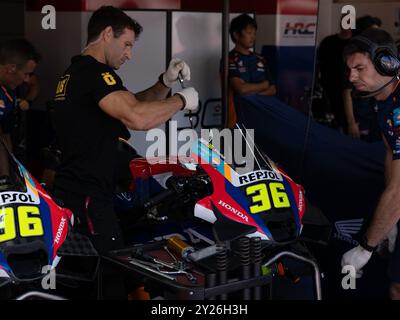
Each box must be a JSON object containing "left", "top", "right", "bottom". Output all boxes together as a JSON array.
[
  {"left": 163, "top": 58, "right": 191, "bottom": 88},
  {"left": 341, "top": 245, "right": 372, "bottom": 278}
]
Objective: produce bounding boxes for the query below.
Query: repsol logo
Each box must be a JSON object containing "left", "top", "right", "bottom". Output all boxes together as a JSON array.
[
  {"left": 0, "top": 193, "right": 36, "bottom": 205},
  {"left": 54, "top": 217, "right": 67, "bottom": 245},
  {"left": 218, "top": 200, "right": 248, "bottom": 222},
  {"left": 284, "top": 22, "right": 316, "bottom": 36},
  {"left": 238, "top": 170, "right": 282, "bottom": 186}
]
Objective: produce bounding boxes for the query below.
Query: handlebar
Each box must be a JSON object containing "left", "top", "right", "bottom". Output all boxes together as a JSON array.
[{"left": 143, "top": 188, "right": 176, "bottom": 209}]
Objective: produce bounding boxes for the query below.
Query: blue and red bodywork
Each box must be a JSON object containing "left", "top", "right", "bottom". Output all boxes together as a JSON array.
[
  {"left": 127, "top": 139, "right": 306, "bottom": 244},
  {"left": 0, "top": 156, "right": 73, "bottom": 283}
]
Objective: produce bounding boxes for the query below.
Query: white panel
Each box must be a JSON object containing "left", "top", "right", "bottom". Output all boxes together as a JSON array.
[
  {"left": 255, "top": 14, "right": 278, "bottom": 51},
  {"left": 316, "top": 0, "right": 334, "bottom": 45},
  {"left": 330, "top": 2, "right": 400, "bottom": 40},
  {"left": 171, "top": 12, "right": 223, "bottom": 134},
  {"left": 123, "top": 11, "right": 166, "bottom": 157}
]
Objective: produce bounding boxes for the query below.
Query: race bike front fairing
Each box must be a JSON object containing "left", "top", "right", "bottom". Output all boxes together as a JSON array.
[
  {"left": 0, "top": 139, "right": 87, "bottom": 288},
  {"left": 190, "top": 131, "right": 307, "bottom": 245}
]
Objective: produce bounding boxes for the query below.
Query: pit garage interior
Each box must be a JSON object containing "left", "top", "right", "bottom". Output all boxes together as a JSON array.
[{"left": 0, "top": 0, "right": 399, "bottom": 301}]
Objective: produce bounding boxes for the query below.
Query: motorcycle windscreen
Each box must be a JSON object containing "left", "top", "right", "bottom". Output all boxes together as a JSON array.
[{"left": 191, "top": 127, "right": 304, "bottom": 242}]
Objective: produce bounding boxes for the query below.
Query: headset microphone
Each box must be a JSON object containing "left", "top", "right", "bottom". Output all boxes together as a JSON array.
[{"left": 356, "top": 74, "right": 400, "bottom": 99}]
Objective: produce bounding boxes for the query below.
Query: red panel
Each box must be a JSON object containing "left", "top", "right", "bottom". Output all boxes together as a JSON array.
[
  {"left": 27, "top": 0, "right": 317, "bottom": 14},
  {"left": 26, "top": 0, "right": 87, "bottom": 11},
  {"left": 26, "top": 0, "right": 181, "bottom": 11},
  {"left": 277, "top": 0, "right": 318, "bottom": 16},
  {"left": 87, "top": 0, "right": 181, "bottom": 10},
  {"left": 181, "top": 0, "right": 277, "bottom": 14}
]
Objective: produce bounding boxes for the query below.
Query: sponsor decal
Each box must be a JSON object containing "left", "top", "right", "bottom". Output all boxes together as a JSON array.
[
  {"left": 278, "top": 15, "right": 317, "bottom": 46},
  {"left": 283, "top": 22, "right": 316, "bottom": 36},
  {"left": 102, "top": 72, "right": 117, "bottom": 86},
  {"left": 334, "top": 219, "right": 363, "bottom": 245},
  {"left": 393, "top": 108, "right": 400, "bottom": 126},
  {"left": 233, "top": 170, "right": 283, "bottom": 186},
  {"left": 298, "top": 190, "right": 304, "bottom": 212},
  {"left": 218, "top": 200, "right": 248, "bottom": 222},
  {"left": 54, "top": 217, "right": 67, "bottom": 245},
  {"left": 55, "top": 74, "right": 70, "bottom": 101},
  {"left": 0, "top": 192, "right": 37, "bottom": 206}
]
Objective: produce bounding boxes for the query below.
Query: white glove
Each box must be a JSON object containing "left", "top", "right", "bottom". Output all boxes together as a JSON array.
[
  {"left": 163, "top": 58, "right": 191, "bottom": 88},
  {"left": 341, "top": 245, "right": 372, "bottom": 278},
  {"left": 175, "top": 87, "right": 199, "bottom": 112}
]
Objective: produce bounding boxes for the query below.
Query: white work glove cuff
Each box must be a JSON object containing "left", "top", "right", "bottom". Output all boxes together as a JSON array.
[
  {"left": 175, "top": 87, "right": 199, "bottom": 112},
  {"left": 341, "top": 245, "right": 372, "bottom": 273}
]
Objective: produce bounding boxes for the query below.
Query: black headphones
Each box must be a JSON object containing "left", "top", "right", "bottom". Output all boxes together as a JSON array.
[{"left": 352, "top": 35, "right": 400, "bottom": 77}]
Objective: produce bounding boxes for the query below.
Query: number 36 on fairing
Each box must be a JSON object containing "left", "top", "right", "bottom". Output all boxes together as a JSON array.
[{"left": 0, "top": 206, "right": 44, "bottom": 243}]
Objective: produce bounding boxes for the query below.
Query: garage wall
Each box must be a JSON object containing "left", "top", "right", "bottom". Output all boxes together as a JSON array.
[
  {"left": 25, "top": 12, "right": 85, "bottom": 111},
  {"left": 0, "top": 0, "right": 25, "bottom": 41},
  {"left": 317, "top": 0, "right": 400, "bottom": 44}
]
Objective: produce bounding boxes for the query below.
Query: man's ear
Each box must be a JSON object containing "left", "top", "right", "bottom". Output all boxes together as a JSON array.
[
  {"left": 233, "top": 31, "right": 239, "bottom": 42},
  {"left": 104, "top": 26, "right": 114, "bottom": 41}
]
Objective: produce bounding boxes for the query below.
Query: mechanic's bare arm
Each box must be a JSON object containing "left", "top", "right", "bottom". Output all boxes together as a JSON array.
[
  {"left": 365, "top": 138, "right": 400, "bottom": 247},
  {"left": 259, "top": 84, "right": 277, "bottom": 96},
  {"left": 99, "top": 90, "right": 182, "bottom": 130},
  {"left": 135, "top": 81, "right": 171, "bottom": 102},
  {"left": 229, "top": 77, "right": 271, "bottom": 96}
]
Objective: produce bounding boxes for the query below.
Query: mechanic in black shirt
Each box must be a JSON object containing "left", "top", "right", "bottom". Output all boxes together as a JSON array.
[{"left": 52, "top": 6, "right": 198, "bottom": 256}]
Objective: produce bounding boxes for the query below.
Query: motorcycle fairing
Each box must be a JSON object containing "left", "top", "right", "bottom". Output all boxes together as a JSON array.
[
  {"left": 0, "top": 143, "right": 72, "bottom": 281},
  {"left": 191, "top": 139, "right": 305, "bottom": 243}
]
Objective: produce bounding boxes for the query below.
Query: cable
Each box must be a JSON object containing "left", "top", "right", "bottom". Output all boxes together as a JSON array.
[
  {"left": 298, "top": 3, "right": 321, "bottom": 184},
  {"left": 355, "top": 75, "right": 399, "bottom": 99}
]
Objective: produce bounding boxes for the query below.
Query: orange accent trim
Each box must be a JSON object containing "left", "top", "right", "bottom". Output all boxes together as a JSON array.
[{"left": 224, "top": 163, "right": 232, "bottom": 182}]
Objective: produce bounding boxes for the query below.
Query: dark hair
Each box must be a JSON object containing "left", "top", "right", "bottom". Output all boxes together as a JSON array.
[
  {"left": 0, "top": 39, "right": 41, "bottom": 67},
  {"left": 353, "top": 15, "right": 382, "bottom": 37},
  {"left": 343, "top": 28, "right": 397, "bottom": 61},
  {"left": 229, "top": 14, "right": 257, "bottom": 43},
  {"left": 87, "top": 6, "right": 143, "bottom": 44}
]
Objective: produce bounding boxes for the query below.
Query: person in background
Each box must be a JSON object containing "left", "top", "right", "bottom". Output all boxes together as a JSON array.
[
  {"left": 341, "top": 28, "right": 400, "bottom": 300},
  {"left": 317, "top": 15, "right": 352, "bottom": 132},
  {"left": 0, "top": 39, "right": 39, "bottom": 184},
  {"left": 227, "top": 14, "right": 276, "bottom": 97},
  {"left": 343, "top": 15, "right": 382, "bottom": 141}
]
